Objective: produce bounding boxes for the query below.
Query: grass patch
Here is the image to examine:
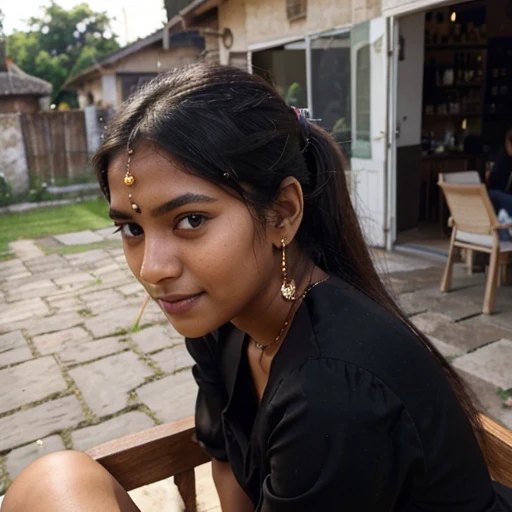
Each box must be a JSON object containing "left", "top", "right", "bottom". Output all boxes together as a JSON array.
[
  {"left": 496, "top": 387, "right": 512, "bottom": 401},
  {"left": 0, "top": 199, "right": 111, "bottom": 253}
]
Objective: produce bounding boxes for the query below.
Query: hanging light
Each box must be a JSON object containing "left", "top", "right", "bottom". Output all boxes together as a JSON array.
[{"left": 450, "top": 11, "right": 457, "bottom": 22}]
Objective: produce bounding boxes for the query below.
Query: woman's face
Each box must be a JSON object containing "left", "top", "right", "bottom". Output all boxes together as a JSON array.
[{"left": 107, "top": 142, "right": 279, "bottom": 338}]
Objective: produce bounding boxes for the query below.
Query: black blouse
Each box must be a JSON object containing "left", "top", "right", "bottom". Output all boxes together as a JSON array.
[{"left": 186, "top": 277, "right": 512, "bottom": 511}]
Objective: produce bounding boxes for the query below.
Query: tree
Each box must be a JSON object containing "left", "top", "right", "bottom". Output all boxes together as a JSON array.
[{"left": 6, "top": 2, "right": 120, "bottom": 106}]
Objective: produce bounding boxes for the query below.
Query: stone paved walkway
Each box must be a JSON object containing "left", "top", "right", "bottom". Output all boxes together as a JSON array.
[{"left": 0, "top": 230, "right": 511, "bottom": 510}]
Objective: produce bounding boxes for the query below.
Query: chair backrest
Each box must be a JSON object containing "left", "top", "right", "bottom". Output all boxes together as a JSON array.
[
  {"left": 440, "top": 171, "right": 481, "bottom": 184},
  {"left": 438, "top": 182, "right": 498, "bottom": 234}
]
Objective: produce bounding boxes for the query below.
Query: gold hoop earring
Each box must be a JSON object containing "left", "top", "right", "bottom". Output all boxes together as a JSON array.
[{"left": 280, "top": 238, "right": 298, "bottom": 301}]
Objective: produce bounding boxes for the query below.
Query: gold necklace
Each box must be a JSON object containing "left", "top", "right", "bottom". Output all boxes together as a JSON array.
[{"left": 252, "top": 277, "right": 329, "bottom": 351}]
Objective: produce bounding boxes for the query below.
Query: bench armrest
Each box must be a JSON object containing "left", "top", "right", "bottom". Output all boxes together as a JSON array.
[
  {"left": 480, "top": 414, "right": 512, "bottom": 487},
  {"left": 86, "top": 416, "right": 211, "bottom": 491}
]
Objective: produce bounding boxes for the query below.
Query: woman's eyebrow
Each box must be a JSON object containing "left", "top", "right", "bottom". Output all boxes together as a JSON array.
[{"left": 150, "top": 193, "right": 217, "bottom": 217}]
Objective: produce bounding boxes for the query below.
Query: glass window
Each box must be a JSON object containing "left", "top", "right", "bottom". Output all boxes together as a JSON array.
[{"left": 310, "top": 31, "right": 351, "bottom": 158}]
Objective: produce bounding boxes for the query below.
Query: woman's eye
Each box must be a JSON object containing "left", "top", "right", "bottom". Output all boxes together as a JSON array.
[
  {"left": 176, "top": 214, "right": 206, "bottom": 230},
  {"left": 114, "top": 223, "right": 143, "bottom": 238}
]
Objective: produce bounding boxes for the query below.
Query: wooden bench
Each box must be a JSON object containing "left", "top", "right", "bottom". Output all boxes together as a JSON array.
[{"left": 87, "top": 414, "right": 512, "bottom": 511}]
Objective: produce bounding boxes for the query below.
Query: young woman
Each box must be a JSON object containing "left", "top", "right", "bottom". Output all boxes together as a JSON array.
[{"left": 2, "top": 64, "right": 512, "bottom": 512}]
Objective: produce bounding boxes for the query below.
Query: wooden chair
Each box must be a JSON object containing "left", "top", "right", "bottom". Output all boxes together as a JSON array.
[
  {"left": 439, "top": 171, "right": 482, "bottom": 275},
  {"left": 438, "top": 179, "right": 512, "bottom": 314},
  {"left": 86, "top": 414, "right": 512, "bottom": 510}
]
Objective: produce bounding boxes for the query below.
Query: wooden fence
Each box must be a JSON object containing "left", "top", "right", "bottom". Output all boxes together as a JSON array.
[{"left": 20, "top": 110, "right": 92, "bottom": 183}]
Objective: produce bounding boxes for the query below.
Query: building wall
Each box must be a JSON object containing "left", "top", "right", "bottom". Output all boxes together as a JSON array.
[
  {"left": 218, "top": 0, "right": 248, "bottom": 65},
  {"left": 0, "top": 96, "right": 40, "bottom": 114},
  {"left": 0, "top": 114, "right": 29, "bottom": 195},
  {"left": 218, "top": 0, "right": 382, "bottom": 62},
  {"left": 77, "top": 76, "right": 102, "bottom": 108},
  {"left": 114, "top": 45, "right": 201, "bottom": 74},
  {"left": 382, "top": 0, "right": 446, "bottom": 17}
]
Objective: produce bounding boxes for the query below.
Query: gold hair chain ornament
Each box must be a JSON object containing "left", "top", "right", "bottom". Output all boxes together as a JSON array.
[{"left": 124, "top": 147, "right": 141, "bottom": 213}]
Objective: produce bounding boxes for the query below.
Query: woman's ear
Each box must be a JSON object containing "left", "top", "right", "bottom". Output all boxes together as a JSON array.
[{"left": 267, "top": 177, "right": 304, "bottom": 246}]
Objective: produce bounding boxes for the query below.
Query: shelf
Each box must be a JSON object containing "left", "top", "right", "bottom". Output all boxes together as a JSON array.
[
  {"left": 435, "top": 83, "right": 484, "bottom": 88},
  {"left": 424, "top": 113, "right": 482, "bottom": 118},
  {"left": 425, "top": 44, "right": 487, "bottom": 51}
]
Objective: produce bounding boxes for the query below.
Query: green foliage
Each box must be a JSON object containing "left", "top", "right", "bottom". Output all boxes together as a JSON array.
[
  {"left": 6, "top": 1, "right": 120, "bottom": 105},
  {"left": 0, "top": 173, "right": 12, "bottom": 207},
  {"left": 285, "top": 82, "right": 306, "bottom": 107}
]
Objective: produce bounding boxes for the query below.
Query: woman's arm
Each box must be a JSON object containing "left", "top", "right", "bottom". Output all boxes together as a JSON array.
[{"left": 211, "top": 459, "right": 254, "bottom": 512}]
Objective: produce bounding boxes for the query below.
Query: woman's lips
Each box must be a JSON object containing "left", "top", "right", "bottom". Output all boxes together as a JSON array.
[{"left": 158, "top": 293, "right": 204, "bottom": 315}]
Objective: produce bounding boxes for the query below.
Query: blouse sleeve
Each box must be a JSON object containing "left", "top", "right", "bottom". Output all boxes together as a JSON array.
[
  {"left": 185, "top": 334, "right": 229, "bottom": 462},
  {"left": 259, "top": 358, "right": 424, "bottom": 511}
]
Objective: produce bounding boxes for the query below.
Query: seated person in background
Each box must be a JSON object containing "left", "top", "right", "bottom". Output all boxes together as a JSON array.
[{"left": 487, "top": 128, "right": 512, "bottom": 217}]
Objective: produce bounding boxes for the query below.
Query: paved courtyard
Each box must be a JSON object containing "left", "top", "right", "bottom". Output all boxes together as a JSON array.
[{"left": 0, "top": 229, "right": 511, "bottom": 510}]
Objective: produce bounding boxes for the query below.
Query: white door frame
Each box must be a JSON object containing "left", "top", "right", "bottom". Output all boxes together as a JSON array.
[{"left": 386, "top": 16, "right": 399, "bottom": 250}]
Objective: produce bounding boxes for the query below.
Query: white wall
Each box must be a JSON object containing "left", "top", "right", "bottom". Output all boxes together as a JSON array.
[
  {"left": 101, "top": 75, "right": 118, "bottom": 109},
  {"left": 396, "top": 11, "right": 425, "bottom": 148}
]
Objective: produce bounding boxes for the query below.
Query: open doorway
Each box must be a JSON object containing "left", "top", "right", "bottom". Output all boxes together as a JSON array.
[{"left": 394, "top": 0, "right": 512, "bottom": 255}]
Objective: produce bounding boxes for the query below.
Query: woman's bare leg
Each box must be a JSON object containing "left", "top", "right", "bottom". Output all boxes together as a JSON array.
[{"left": 1, "top": 451, "right": 140, "bottom": 512}]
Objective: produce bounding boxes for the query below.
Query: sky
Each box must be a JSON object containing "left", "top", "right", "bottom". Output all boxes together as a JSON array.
[{"left": 1, "top": 0, "right": 168, "bottom": 46}]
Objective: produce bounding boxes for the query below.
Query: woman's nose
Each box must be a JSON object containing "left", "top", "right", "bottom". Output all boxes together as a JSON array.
[{"left": 139, "top": 238, "right": 182, "bottom": 285}]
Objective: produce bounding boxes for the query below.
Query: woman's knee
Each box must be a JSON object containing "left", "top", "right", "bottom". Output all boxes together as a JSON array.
[{"left": 1, "top": 450, "right": 124, "bottom": 511}]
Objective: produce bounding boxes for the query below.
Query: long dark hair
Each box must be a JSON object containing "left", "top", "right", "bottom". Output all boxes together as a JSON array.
[{"left": 93, "top": 63, "right": 490, "bottom": 466}]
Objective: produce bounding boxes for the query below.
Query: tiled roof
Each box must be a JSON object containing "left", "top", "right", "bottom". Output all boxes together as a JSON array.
[{"left": 0, "top": 61, "right": 52, "bottom": 97}]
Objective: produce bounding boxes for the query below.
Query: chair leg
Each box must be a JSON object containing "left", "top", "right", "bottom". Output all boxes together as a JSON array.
[
  {"left": 441, "top": 232, "right": 457, "bottom": 293},
  {"left": 175, "top": 469, "right": 197, "bottom": 512},
  {"left": 483, "top": 248, "right": 500, "bottom": 315},
  {"left": 466, "top": 249, "right": 474, "bottom": 276}
]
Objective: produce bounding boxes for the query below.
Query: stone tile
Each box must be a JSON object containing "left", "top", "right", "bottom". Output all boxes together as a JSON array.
[
  {"left": 0, "top": 395, "right": 85, "bottom": 451},
  {"left": 60, "top": 336, "right": 127, "bottom": 366},
  {"left": 398, "top": 291, "right": 438, "bottom": 316},
  {"left": 131, "top": 325, "right": 183, "bottom": 354},
  {"left": 6, "top": 279, "right": 58, "bottom": 302},
  {"left": 5, "top": 435, "right": 66, "bottom": 480},
  {"left": 0, "top": 346, "right": 33, "bottom": 367},
  {"left": 428, "top": 337, "right": 461, "bottom": 359},
  {"left": 95, "top": 227, "right": 122, "bottom": 241},
  {"left": 33, "top": 327, "right": 91, "bottom": 355},
  {"left": 80, "top": 289, "right": 127, "bottom": 316},
  {"left": 69, "top": 351, "right": 154, "bottom": 417},
  {"left": 8, "top": 240, "right": 45, "bottom": 260},
  {"left": 128, "top": 477, "right": 184, "bottom": 512},
  {"left": 23, "top": 254, "right": 68, "bottom": 274},
  {"left": 150, "top": 344, "right": 194, "bottom": 375},
  {"left": 53, "top": 272, "right": 96, "bottom": 287},
  {"left": 64, "top": 249, "right": 111, "bottom": 267},
  {"left": 0, "top": 298, "right": 50, "bottom": 325},
  {"left": 0, "top": 356, "right": 68, "bottom": 414},
  {"left": 502, "top": 407, "right": 512, "bottom": 430},
  {"left": 118, "top": 282, "right": 145, "bottom": 296},
  {"left": 84, "top": 305, "right": 145, "bottom": 338},
  {"left": 91, "top": 263, "right": 122, "bottom": 276},
  {"left": 1, "top": 270, "right": 32, "bottom": 282},
  {"left": 453, "top": 339, "right": 512, "bottom": 391},
  {"left": 136, "top": 372, "right": 196, "bottom": 423},
  {"left": 46, "top": 294, "right": 86, "bottom": 313},
  {"left": 23, "top": 311, "right": 84, "bottom": 337},
  {"left": 0, "top": 330, "right": 26, "bottom": 351},
  {"left": 71, "top": 411, "right": 155, "bottom": 451},
  {"left": 411, "top": 312, "right": 510, "bottom": 353},
  {"left": 0, "top": 259, "right": 27, "bottom": 278},
  {"left": 53, "top": 230, "right": 104, "bottom": 246}
]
